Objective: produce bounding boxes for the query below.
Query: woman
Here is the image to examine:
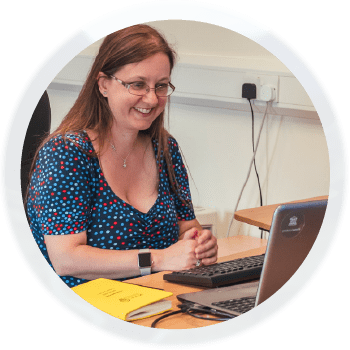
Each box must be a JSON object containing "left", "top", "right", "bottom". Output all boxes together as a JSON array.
[{"left": 26, "top": 24, "right": 218, "bottom": 288}]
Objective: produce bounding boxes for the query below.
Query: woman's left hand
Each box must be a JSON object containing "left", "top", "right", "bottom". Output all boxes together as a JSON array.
[{"left": 194, "top": 229, "right": 218, "bottom": 265}]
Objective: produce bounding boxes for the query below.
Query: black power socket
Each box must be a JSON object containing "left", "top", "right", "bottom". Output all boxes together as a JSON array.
[{"left": 242, "top": 83, "right": 257, "bottom": 100}]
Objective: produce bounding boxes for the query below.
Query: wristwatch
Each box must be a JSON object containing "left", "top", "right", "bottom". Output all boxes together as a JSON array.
[{"left": 138, "top": 249, "right": 152, "bottom": 276}]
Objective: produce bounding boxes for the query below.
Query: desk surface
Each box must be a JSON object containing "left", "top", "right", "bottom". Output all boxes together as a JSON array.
[
  {"left": 234, "top": 195, "right": 328, "bottom": 231},
  {"left": 128, "top": 235, "right": 267, "bottom": 329}
]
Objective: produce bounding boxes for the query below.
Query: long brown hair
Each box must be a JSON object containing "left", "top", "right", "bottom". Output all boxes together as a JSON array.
[{"left": 26, "top": 24, "right": 190, "bottom": 207}]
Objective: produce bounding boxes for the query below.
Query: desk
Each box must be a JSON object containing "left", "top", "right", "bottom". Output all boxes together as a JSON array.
[
  {"left": 128, "top": 235, "right": 267, "bottom": 329},
  {"left": 234, "top": 195, "right": 328, "bottom": 231}
]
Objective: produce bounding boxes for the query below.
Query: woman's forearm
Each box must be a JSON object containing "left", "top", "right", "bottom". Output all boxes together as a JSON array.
[{"left": 51, "top": 244, "right": 165, "bottom": 280}]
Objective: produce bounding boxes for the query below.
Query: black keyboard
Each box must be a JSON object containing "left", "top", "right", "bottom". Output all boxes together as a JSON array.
[
  {"left": 213, "top": 296, "right": 256, "bottom": 314},
  {"left": 163, "top": 254, "right": 265, "bottom": 288}
]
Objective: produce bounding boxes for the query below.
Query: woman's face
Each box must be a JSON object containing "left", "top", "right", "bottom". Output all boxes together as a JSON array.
[{"left": 98, "top": 52, "right": 171, "bottom": 133}]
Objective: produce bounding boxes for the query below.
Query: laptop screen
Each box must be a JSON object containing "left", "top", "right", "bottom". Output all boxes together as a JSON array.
[{"left": 255, "top": 199, "right": 327, "bottom": 306}]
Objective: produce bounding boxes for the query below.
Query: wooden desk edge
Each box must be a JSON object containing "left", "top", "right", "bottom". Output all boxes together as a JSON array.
[{"left": 234, "top": 195, "right": 328, "bottom": 231}]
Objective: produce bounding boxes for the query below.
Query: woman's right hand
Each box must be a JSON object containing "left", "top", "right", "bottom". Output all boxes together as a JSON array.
[{"left": 156, "top": 237, "right": 199, "bottom": 271}]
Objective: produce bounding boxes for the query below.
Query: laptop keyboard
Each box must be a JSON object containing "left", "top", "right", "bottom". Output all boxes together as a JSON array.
[
  {"left": 213, "top": 296, "right": 256, "bottom": 314},
  {"left": 163, "top": 254, "right": 265, "bottom": 287}
]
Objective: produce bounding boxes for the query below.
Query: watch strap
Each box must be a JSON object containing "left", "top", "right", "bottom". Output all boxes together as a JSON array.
[{"left": 138, "top": 248, "right": 152, "bottom": 276}]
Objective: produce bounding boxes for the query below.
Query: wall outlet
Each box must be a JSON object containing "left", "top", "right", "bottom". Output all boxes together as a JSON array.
[{"left": 260, "top": 85, "right": 276, "bottom": 101}]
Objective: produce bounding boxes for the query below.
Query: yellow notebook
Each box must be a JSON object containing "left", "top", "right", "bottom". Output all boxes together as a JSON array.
[{"left": 72, "top": 278, "right": 173, "bottom": 321}]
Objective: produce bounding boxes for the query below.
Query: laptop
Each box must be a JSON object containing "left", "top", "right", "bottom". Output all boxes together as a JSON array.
[{"left": 177, "top": 199, "right": 327, "bottom": 317}]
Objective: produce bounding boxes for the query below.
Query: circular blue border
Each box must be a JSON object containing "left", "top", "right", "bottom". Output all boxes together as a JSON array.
[{"left": 1, "top": 5, "right": 349, "bottom": 348}]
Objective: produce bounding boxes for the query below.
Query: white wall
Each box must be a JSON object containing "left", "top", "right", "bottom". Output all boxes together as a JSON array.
[
  {"left": 168, "top": 103, "right": 329, "bottom": 238},
  {"left": 46, "top": 20, "right": 330, "bottom": 239}
]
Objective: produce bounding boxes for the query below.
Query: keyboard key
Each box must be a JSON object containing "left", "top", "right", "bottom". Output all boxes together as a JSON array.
[{"left": 213, "top": 297, "right": 256, "bottom": 314}]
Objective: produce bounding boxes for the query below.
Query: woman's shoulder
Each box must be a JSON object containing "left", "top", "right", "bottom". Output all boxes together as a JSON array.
[
  {"left": 34, "top": 131, "right": 95, "bottom": 178},
  {"left": 167, "top": 135, "right": 178, "bottom": 147},
  {"left": 41, "top": 131, "right": 93, "bottom": 154},
  {"left": 152, "top": 134, "right": 179, "bottom": 149},
  {"left": 166, "top": 136, "right": 182, "bottom": 158},
  {"left": 151, "top": 135, "right": 182, "bottom": 161}
]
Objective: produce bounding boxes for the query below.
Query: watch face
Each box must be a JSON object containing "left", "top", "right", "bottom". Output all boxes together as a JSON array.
[{"left": 139, "top": 252, "right": 152, "bottom": 267}]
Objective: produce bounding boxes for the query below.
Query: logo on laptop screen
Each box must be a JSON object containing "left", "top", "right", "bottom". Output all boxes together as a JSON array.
[
  {"left": 281, "top": 212, "right": 305, "bottom": 237},
  {"left": 288, "top": 216, "right": 298, "bottom": 226}
]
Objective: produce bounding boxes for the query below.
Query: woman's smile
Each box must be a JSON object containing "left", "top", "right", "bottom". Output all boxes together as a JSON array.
[{"left": 133, "top": 107, "right": 153, "bottom": 115}]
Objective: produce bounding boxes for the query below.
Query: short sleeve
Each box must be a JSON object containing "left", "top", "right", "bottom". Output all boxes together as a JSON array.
[
  {"left": 168, "top": 138, "right": 196, "bottom": 221},
  {"left": 27, "top": 134, "right": 94, "bottom": 236}
]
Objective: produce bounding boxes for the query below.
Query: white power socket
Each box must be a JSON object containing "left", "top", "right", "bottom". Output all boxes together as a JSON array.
[{"left": 260, "top": 85, "right": 276, "bottom": 101}]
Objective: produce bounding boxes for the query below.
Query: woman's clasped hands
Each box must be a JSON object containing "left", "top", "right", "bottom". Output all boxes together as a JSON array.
[{"left": 159, "top": 227, "right": 218, "bottom": 271}]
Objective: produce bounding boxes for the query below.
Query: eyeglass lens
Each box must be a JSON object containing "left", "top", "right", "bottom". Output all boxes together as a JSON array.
[{"left": 129, "top": 83, "right": 174, "bottom": 97}]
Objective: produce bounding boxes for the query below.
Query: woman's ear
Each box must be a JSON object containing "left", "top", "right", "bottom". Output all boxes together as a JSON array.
[{"left": 97, "top": 72, "right": 109, "bottom": 96}]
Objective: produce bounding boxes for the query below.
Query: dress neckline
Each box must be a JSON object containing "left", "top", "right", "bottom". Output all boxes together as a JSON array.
[{"left": 83, "top": 131, "right": 161, "bottom": 216}]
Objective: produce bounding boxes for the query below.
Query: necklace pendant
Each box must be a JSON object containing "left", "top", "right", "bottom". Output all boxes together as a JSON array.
[{"left": 123, "top": 160, "right": 127, "bottom": 168}]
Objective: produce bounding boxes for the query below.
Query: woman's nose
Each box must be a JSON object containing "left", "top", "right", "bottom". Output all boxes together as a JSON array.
[{"left": 142, "top": 89, "right": 159, "bottom": 105}]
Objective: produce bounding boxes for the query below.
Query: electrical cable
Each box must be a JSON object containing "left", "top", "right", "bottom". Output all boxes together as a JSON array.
[
  {"left": 226, "top": 101, "right": 271, "bottom": 238},
  {"left": 249, "top": 99, "right": 263, "bottom": 209},
  {"left": 186, "top": 308, "right": 235, "bottom": 321},
  {"left": 150, "top": 303, "right": 235, "bottom": 328},
  {"left": 249, "top": 99, "right": 264, "bottom": 239},
  {"left": 150, "top": 309, "right": 184, "bottom": 328}
]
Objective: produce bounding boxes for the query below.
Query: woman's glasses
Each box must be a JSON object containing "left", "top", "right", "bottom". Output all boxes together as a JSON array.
[{"left": 110, "top": 75, "right": 175, "bottom": 97}]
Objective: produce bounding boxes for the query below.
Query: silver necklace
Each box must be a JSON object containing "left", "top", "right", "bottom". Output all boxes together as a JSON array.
[{"left": 109, "top": 138, "right": 137, "bottom": 168}]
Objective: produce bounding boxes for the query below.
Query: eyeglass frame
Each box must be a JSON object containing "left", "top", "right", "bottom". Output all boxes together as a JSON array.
[{"left": 109, "top": 74, "right": 175, "bottom": 97}]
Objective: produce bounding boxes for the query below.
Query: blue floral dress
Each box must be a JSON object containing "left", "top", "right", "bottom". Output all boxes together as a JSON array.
[{"left": 27, "top": 131, "right": 195, "bottom": 287}]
